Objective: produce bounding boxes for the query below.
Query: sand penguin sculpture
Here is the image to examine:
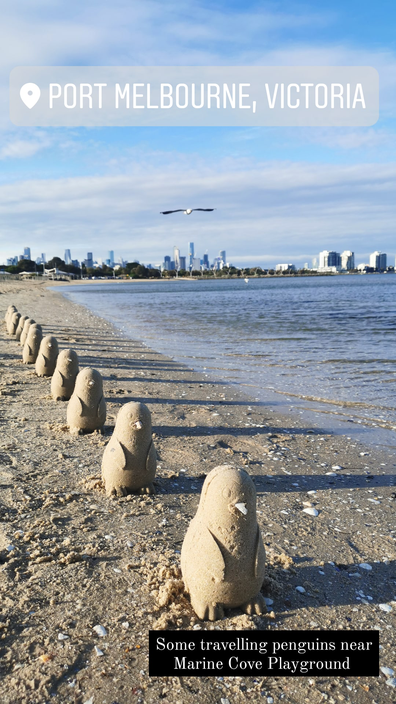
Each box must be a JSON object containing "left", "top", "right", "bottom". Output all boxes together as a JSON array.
[
  {"left": 102, "top": 401, "right": 157, "bottom": 496},
  {"left": 15, "top": 315, "right": 29, "bottom": 342},
  {"left": 67, "top": 367, "right": 106, "bottom": 434},
  {"left": 35, "top": 335, "right": 59, "bottom": 377},
  {"left": 5, "top": 305, "right": 17, "bottom": 325},
  {"left": 7, "top": 311, "right": 21, "bottom": 336},
  {"left": 22, "top": 324, "right": 43, "bottom": 364},
  {"left": 51, "top": 349, "right": 79, "bottom": 401},
  {"left": 181, "top": 465, "right": 266, "bottom": 621},
  {"left": 20, "top": 318, "right": 36, "bottom": 347}
]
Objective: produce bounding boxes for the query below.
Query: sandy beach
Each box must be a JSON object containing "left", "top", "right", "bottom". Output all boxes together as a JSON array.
[{"left": 0, "top": 280, "right": 395, "bottom": 704}]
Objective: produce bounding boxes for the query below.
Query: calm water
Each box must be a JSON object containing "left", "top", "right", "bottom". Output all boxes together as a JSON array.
[{"left": 60, "top": 275, "right": 396, "bottom": 447}]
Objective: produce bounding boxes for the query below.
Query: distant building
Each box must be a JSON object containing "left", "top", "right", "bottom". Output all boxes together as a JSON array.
[
  {"left": 219, "top": 250, "right": 226, "bottom": 265},
  {"left": 188, "top": 242, "right": 194, "bottom": 269},
  {"left": 41, "top": 253, "right": 46, "bottom": 264},
  {"left": 341, "top": 251, "right": 355, "bottom": 270},
  {"left": 369, "top": 251, "right": 387, "bottom": 271},
  {"left": 64, "top": 249, "right": 72, "bottom": 265},
  {"left": 192, "top": 257, "right": 201, "bottom": 271},
  {"left": 203, "top": 253, "right": 209, "bottom": 269},
  {"left": 6, "top": 257, "right": 18, "bottom": 266},
  {"left": 319, "top": 250, "right": 341, "bottom": 268},
  {"left": 23, "top": 247, "right": 31, "bottom": 260},
  {"left": 173, "top": 247, "right": 180, "bottom": 270},
  {"left": 108, "top": 250, "right": 114, "bottom": 267},
  {"left": 72, "top": 259, "right": 79, "bottom": 268},
  {"left": 179, "top": 256, "right": 186, "bottom": 270},
  {"left": 276, "top": 263, "right": 295, "bottom": 272},
  {"left": 163, "top": 256, "right": 171, "bottom": 271},
  {"left": 84, "top": 252, "right": 93, "bottom": 269},
  {"left": 304, "top": 262, "right": 309, "bottom": 269}
]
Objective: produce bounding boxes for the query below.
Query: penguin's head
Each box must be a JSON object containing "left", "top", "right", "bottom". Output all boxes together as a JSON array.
[
  {"left": 76, "top": 367, "right": 103, "bottom": 394},
  {"left": 116, "top": 401, "right": 152, "bottom": 435},
  {"left": 59, "top": 348, "right": 78, "bottom": 368},
  {"left": 198, "top": 465, "right": 257, "bottom": 530}
]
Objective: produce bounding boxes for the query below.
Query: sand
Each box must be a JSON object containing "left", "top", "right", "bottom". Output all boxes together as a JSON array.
[{"left": 0, "top": 280, "right": 395, "bottom": 704}]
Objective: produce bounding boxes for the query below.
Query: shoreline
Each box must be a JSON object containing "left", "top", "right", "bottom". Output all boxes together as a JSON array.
[{"left": 0, "top": 280, "right": 395, "bottom": 704}]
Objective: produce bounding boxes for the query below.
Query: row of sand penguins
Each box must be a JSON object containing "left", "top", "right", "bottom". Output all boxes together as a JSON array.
[{"left": 4, "top": 303, "right": 267, "bottom": 621}]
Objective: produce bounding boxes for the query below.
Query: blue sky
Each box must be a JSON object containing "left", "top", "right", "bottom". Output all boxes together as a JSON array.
[{"left": 0, "top": 0, "right": 396, "bottom": 267}]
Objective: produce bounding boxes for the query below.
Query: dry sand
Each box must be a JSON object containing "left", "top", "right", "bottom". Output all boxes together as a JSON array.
[{"left": 0, "top": 280, "right": 395, "bottom": 704}]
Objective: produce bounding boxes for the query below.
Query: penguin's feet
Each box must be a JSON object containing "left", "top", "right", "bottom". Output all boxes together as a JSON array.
[
  {"left": 242, "top": 593, "right": 267, "bottom": 616},
  {"left": 192, "top": 599, "right": 224, "bottom": 621},
  {"left": 137, "top": 483, "right": 156, "bottom": 495}
]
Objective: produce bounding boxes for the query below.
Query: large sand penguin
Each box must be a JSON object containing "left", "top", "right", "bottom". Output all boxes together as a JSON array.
[
  {"left": 7, "top": 311, "right": 21, "bottom": 336},
  {"left": 51, "top": 349, "right": 79, "bottom": 401},
  {"left": 22, "top": 324, "right": 43, "bottom": 364},
  {"left": 35, "top": 335, "right": 59, "bottom": 377},
  {"left": 20, "top": 318, "right": 36, "bottom": 347},
  {"left": 15, "top": 315, "right": 29, "bottom": 342},
  {"left": 67, "top": 367, "right": 106, "bottom": 434},
  {"left": 181, "top": 465, "right": 266, "bottom": 621},
  {"left": 101, "top": 401, "right": 157, "bottom": 496}
]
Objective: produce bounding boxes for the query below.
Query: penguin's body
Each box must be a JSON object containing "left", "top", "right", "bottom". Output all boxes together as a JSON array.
[
  {"left": 102, "top": 401, "right": 156, "bottom": 496},
  {"left": 7, "top": 311, "right": 21, "bottom": 336},
  {"left": 67, "top": 368, "right": 106, "bottom": 434},
  {"left": 20, "top": 318, "right": 36, "bottom": 347},
  {"left": 5, "top": 305, "right": 17, "bottom": 325},
  {"left": 181, "top": 465, "right": 266, "bottom": 621},
  {"left": 35, "top": 335, "right": 59, "bottom": 377},
  {"left": 15, "top": 315, "right": 29, "bottom": 342},
  {"left": 22, "top": 324, "right": 43, "bottom": 364},
  {"left": 51, "top": 349, "right": 79, "bottom": 400}
]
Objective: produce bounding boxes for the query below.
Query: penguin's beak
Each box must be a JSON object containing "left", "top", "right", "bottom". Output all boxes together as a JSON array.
[
  {"left": 133, "top": 420, "right": 143, "bottom": 430},
  {"left": 48, "top": 343, "right": 52, "bottom": 347},
  {"left": 67, "top": 357, "right": 73, "bottom": 362},
  {"left": 89, "top": 380, "right": 95, "bottom": 386},
  {"left": 234, "top": 502, "right": 247, "bottom": 515}
]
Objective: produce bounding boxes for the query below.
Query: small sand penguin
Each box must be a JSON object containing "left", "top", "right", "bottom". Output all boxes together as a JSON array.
[
  {"left": 181, "top": 465, "right": 266, "bottom": 621},
  {"left": 67, "top": 367, "right": 106, "bottom": 434},
  {"left": 22, "top": 324, "right": 43, "bottom": 364},
  {"left": 7, "top": 311, "right": 21, "bottom": 336},
  {"left": 35, "top": 335, "right": 59, "bottom": 377},
  {"left": 102, "top": 401, "right": 157, "bottom": 496},
  {"left": 51, "top": 349, "right": 79, "bottom": 400},
  {"left": 20, "top": 318, "right": 36, "bottom": 347},
  {"left": 15, "top": 315, "right": 29, "bottom": 342},
  {"left": 5, "top": 305, "right": 17, "bottom": 325}
]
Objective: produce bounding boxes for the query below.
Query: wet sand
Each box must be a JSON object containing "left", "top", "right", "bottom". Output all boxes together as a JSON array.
[{"left": 0, "top": 280, "right": 395, "bottom": 704}]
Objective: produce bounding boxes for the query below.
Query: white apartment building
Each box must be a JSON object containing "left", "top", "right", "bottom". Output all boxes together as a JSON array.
[
  {"left": 341, "top": 251, "right": 355, "bottom": 270},
  {"left": 369, "top": 251, "right": 387, "bottom": 270}
]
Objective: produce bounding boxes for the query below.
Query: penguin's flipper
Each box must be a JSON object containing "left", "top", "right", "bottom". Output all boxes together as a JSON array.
[
  {"left": 106, "top": 437, "right": 127, "bottom": 473},
  {"left": 97, "top": 395, "right": 106, "bottom": 421},
  {"left": 74, "top": 394, "right": 84, "bottom": 416},
  {"left": 59, "top": 370, "right": 66, "bottom": 387},
  {"left": 254, "top": 525, "right": 266, "bottom": 579},
  {"left": 145, "top": 439, "right": 157, "bottom": 474},
  {"left": 200, "top": 527, "right": 225, "bottom": 584}
]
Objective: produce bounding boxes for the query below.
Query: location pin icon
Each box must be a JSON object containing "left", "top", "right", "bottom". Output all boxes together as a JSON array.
[{"left": 20, "top": 83, "right": 41, "bottom": 109}]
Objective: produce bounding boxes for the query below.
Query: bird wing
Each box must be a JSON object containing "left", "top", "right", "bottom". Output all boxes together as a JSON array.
[
  {"left": 191, "top": 208, "right": 216, "bottom": 212},
  {"left": 97, "top": 395, "right": 107, "bottom": 421},
  {"left": 160, "top": 210, "right": 185, "bottom": 214},
  {"left": 104, "top": 437, "right": 127, "bottom": 472}
]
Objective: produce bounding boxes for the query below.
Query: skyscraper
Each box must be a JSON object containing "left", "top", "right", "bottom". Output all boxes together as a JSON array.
[
  {"left": 188, "top": 242, "right": 194, "bottom": 270},
  {"left": 219, "top": 250, "right": 226, "bottom": 265},
  {"left": 24, "top": 247, "right": 31, "bottom": 260},
  {"left": 179, "top": 256, "right": 186, "bottom": 270},
  {"left": 203, "top": 253, "right": 209, "bottom": 269},
  {"left": 84, "top": 252, "right": 93, "bottom": 268},
  {"left": 173, "top": 246, "right": 180, "bottom": 270},
  {"left": 108, "top": 250, "right": 114, "bottom": 266},
  {"left": 341, "top": 251, "right": 355, "bottom": 270},
  {"left": 64, "top": 249, "right": 71, "bottom": 265},
  {"left": 369, "top": 251, "right": 387, "bottom": 271},
  {"left": 319, "top": 250, "right": 341, "bottom": 268}
]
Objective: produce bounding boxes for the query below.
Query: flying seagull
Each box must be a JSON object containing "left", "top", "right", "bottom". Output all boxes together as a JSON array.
[{"left": 160, "top": 208, "right": 216, "bottom": 215}]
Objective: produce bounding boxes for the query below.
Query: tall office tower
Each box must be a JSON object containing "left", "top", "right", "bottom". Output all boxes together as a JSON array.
[
  {"left": 24, "top": 247, "right": 31, "bottom": 260},
  {"left": 188, "top": 242, "right": 194, "bottom": 269},
  {"left": 192, "top": 257, "right": 201, "bottom": 271},
  {"left": 163, "top": 255, "right": 171, "bottom": 271},
  {"left": 41, "top": 253, "right": 46, "bottom": 263},
  {"left": 108, "top": 250, "right": 114, "bottom": 266},
  {"left": 64, "top": 249, "right": 72, "bottom": 265},
  {"left": 173, "top": 246, "right": 180, "bottom": 270},
  {"left": 319, "top": 250, "right": 341, "bottom": 268},
  {"left": 219, "top": 250, "right": 226, "bottom": 265},
  {"left": 179, "top": 256, "right": 186, "bottom": 270},
  {"left": 341, "top": 251, "right": 355, "bottom": 270},
  {"left": 369, "top": 251, "right": 387, "bottom": 270},
  {"left": 85, "top": 252, "right": 93, "bottom": 268},
  {"left": 203, "top": 253, "right": 209, "bottom": 269}
]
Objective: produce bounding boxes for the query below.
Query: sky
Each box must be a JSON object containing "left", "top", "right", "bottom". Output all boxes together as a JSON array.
[{"left": 1, "top": 0, "right": 396, "bottom": 268}]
